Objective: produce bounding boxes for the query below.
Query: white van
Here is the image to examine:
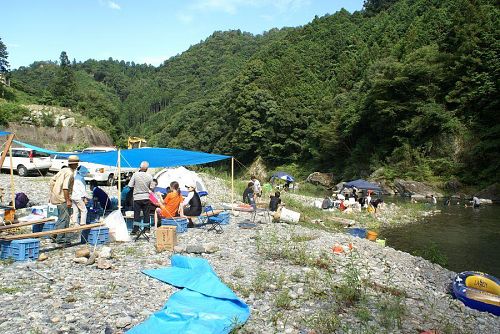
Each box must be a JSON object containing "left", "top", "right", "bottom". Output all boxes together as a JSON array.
[
  {"left": 1, "top": 147, "right": 52, "bottom": 176},
  {"left": 80, "top": 147, "right": 135, "bottom": 186}
]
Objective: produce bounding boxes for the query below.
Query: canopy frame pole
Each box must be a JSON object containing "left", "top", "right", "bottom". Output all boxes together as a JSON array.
[
  {"left": 117, "top": 149, "right": 121, "bottom": 211},
  {"left": 231, "top": 157, "right": 234, "bottom": 215},
  {"left": 9, "top": 145, "right": 15, "bottom": 209}
]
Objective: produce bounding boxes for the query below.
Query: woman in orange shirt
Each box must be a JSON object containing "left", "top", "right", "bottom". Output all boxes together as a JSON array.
[{"left": 154, "top": 181, "right": 183, "bottom": 227}]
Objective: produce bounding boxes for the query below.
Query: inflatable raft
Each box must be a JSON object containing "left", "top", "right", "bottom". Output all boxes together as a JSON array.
[{"left": 452, "top": 271, "right": 500, "bottom": 316}]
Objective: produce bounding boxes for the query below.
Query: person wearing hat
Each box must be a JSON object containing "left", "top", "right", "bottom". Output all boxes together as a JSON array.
[
  {"left": 71, "top": 165, "right": 90, "bottom": 226},
  {"left": 49, "top": 154, "right": 79, "bottom": 245},
  {"left": 181, "top": 182, "right": 202, "bottom": 225}
]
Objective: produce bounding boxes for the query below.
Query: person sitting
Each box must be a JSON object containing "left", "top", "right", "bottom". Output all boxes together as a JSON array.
[
  {"left": 154, "top": 181, "right": 183, "bottom": 227},
  {"left": 89, "top": 180, "right": 111, "bottom": 211},
  {"left": 243, "top": 182, "right": 254, "bottom": 204},
  {"left": 269, "top": 191, "right": 281, "bottom": 212},
  {"left": 120, "top": 184, "right": 134, "bottom": 211},
  {"left": 321, "top": 196, "right": 332, "bottom": 210},
  {"left": 182, "top": 183, "right": 202, "bottom": 226}
]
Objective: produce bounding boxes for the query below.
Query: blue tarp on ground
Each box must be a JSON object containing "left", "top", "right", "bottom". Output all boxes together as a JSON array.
[
  {"left": 128, "top": 255, "right": 250, "bottom": 334},
  {"left": 10, "top": 139, "right": 231, "bottom": 168},
  {"left": 0, "top": 131, "right": 11, "bottom": 137},
  {"left": 344, "top": 179, "right": 381, "bottom": 192}
]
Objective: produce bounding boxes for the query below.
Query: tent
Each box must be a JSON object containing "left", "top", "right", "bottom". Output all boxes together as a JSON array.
[
  {"left": 270, "top": 171, "right": 295, "bottom": 183},
  {"left": 154, "top": 167, "right": 208, "bottom": 197},
  {"left": 343, "top": 179, "right": 381, "bottom": 192}
]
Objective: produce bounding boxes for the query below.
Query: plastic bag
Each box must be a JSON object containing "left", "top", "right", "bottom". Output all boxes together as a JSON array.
[{"left": 104, "top": 210, "right": 131, "bottom": 242}]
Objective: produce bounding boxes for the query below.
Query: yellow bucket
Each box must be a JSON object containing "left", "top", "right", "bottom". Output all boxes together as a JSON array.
[{"left": 367, "top": 230, "right": 378, "bottom": 241}]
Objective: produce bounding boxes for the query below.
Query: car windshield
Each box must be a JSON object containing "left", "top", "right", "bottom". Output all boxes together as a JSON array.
[{"left": 33, "top": 151, "right": 50, "bottom": 158}]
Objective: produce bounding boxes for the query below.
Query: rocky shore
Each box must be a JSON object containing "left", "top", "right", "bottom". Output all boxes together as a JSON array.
[{"left": 0, "top": 173, "right": 498, "bottom": 333}]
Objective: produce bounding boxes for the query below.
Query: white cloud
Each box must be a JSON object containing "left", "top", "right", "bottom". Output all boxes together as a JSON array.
[
  {"left": 177, "top": 12, "right": 194, "bottom": 24},
  {"left": 107, "top": 1, "right": 121, "bottom": 10}
]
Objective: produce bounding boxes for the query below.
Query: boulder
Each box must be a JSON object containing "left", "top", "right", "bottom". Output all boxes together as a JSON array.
[
  {"left": 96, "top": 258, "right": 112, "bottom": 269},
  {"left": 393, "top": 179, "right": 443, "bottom": 198},
  {"left": 246, "top": 157, "right": 268, "bottom": 182},
  {"left": 376, "top": 180, "right": 396, "bottom": 196},
  {"left": 75, "top": 248, "right": 90, "bottom": 258},
  {"left": 306, "top": 172, "right": 335, "bottom": 188},
  {"left": 475, "top": 183, "right": 500, "bottom": 202},
  {"left": 98, "top": 246, "right": 112, "bottom": 259}
]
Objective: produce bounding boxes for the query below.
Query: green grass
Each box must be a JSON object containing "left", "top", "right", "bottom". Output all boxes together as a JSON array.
[{"left": 0, "top": 286, "right": 21, "bottom": 294}]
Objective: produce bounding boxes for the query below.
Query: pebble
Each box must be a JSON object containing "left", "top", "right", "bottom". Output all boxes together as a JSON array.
[{"left": 0, "top": 173, "right": 498, "bottom": 334}]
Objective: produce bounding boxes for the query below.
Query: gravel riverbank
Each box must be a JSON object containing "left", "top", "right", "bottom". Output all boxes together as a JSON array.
[{"left": 0, "top": 173, "right": 498, "bottom": 333}]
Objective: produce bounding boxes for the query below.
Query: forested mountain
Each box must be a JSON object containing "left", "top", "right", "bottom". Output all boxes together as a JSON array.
[{"left": 1, "top": 0, "right": 498, "bottom": 186}]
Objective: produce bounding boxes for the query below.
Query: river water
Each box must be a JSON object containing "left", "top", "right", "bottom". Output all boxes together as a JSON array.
[{"left": 380, "top": 201, "right": 500, "bottom": 277}]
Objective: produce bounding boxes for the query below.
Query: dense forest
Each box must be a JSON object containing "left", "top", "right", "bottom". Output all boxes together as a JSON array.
[{"left": 1, "top": 0, "right": 498, "bottom": 187}]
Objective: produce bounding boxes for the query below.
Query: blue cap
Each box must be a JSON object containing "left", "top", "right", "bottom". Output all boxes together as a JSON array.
[{"left": 77, "top": 165, "right": 89, "bottom": 176}]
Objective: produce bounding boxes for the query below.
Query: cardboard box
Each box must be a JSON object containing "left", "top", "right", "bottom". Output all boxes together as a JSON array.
[{"left": 156, "top": 226, "right": 177, "bottom": 251}]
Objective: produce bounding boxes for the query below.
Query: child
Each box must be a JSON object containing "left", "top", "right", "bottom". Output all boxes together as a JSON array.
[
  {"left": 269, "top": 191, "right": 281, "bottom": 212},
  {"left": 243, "top": 182, "right": 254, "bottom": 204}
]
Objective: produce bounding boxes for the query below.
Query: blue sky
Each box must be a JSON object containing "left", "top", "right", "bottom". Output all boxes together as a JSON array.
[{"left": 2, "top": 0, "right": 365, "bottom": 69}]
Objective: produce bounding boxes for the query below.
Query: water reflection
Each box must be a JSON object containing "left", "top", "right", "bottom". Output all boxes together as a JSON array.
[{"left": 380, "top": 199, "right": 500, "bottom": 277}]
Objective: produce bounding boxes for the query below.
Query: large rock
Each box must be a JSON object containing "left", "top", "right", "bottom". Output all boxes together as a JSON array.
[
  {"left": 246, "top": 157, "right": 268, "bottom": 182},
  {"left": 306, "top": 172, "right": 335, "bottom": 188},
  {"left": 393, "top": 179, "right": 443, "bottom": 198},
  {"left": 475, "top": 183, "right": 500, "bottom": 202}
]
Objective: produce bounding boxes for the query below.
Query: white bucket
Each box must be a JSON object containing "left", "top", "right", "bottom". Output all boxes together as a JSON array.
[{"left": 279, "top": 207, "right": 300, "bottom": 223}]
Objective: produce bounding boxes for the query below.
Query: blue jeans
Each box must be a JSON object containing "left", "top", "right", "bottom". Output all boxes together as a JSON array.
[{"left": 55, "top": 203, "right": 72, "bottom": 243}]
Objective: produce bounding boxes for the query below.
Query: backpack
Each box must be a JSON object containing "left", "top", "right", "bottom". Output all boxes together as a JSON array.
[{"left": 15, "top": 192, "right": 30, "bottom": 209}]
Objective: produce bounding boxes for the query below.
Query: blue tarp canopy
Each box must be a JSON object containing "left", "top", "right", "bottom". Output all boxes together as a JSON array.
[
  {"left": 344, "top": 179, "right": 381, "bottom": 191},
  {"left": 0, "top": 131, "right": 11, "bottom": 136},
  {"left": 128, "top": 255, "right": 250, "bottom": 334},
  {"left": 270, "top": 171, "right": 294, "bottom": 183},
  {"left": 10, "top": 140, "right": 231, "bottom": 168}
]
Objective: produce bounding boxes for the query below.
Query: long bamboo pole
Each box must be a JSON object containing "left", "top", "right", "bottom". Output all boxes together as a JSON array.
[
  {"left": 117, "top": 149, "right": 121, "bottom": 210},
  {"left": 9, "top": 145, "right": 14, "bottom": 209}
]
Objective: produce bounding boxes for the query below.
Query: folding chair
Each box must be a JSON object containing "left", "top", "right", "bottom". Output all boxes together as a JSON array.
[
  {"left": 198, "top": 205, "right": 224, "bottom": 234},
  {"left": 133, "top": 215, "right": 153, "bottom": 242}
]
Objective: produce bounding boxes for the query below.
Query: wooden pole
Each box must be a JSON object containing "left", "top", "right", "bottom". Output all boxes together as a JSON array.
[
  {"left": 1, "top": 222, "right": 105, "bottom": 240},
  {"left": 0, "top": 133, "right": 14, "bottom": 168},
  {"left": 231, "top": 157, "right": 234, "bottom": 215},
  {"left": 117, "top": 149, "right": 121, "bottom": 210},
  {"left": 9, "top": 145, "right": 15, "bottom": 209}
]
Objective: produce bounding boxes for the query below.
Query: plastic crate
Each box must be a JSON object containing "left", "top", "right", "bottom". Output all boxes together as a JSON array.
[
  {"left": 161, "top": 218, "right": 188, "bottom": 233},
  {"left": 86, "top": 208, "right": 103, "bottom": 223},
  {"left": 1, "top": 239, "right": 39, "bottom": 261},
  {"left": 41, "top": 222, "right": 57, "bottom": 239},
  {"left": 0, "top": 240, "right": 12, "bottom": 259},
  {"left": 208, "top": 211, "right": 230, "bottom": 225},
  {"left": 81, "top": 227, "right": 109, "bottom": 245}
]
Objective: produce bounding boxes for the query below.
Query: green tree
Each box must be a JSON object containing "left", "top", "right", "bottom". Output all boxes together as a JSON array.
[
  {"left": 0, "top": 37, "right": 8, "bottom": 72},
  {"left": 51, "top": 51, "right": 77, "bottom": 107}
]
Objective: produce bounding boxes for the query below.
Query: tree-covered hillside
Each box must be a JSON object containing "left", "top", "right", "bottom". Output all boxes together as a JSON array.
[{"left": 2, "top": 0, "right": 498, "bottom": 186}]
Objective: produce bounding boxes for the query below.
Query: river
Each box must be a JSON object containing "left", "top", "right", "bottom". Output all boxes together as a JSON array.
[{"left": 380, "top": 201, "right": 500, "bottom": 277}]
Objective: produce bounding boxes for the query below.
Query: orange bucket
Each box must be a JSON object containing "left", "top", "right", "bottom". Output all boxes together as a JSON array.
[{"left": 367, "top": 230, "right": 378, "bottom": 241}]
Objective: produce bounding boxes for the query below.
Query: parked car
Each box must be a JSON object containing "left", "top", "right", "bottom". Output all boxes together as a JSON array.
[
  {"left": 1, "top": 147, "right": 52, "bottom": 176},
  {"left": 80, "top": 146, "right": 135, "bottom": 186},
  {"left": 49, "top": 153, "right": 72, "bottom": 173}
]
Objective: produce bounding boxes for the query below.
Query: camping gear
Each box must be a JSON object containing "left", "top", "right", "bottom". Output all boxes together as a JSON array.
[
  {"left": 452, "top": 271, "right": 500, "bottom": 316},
  {"left": 0, "top": 238, "right": 39, "bottom": 261},
  {"left": 367, "top": 230, "right": 378, "bottom": 241},
  {"left": 276, "top": 207, "right": 300, "bottom": 223},
  {"left": 161, "top": 218, "right": 189, "bottom": 233},
  {"left": 343, "top": 179, "right": 381, "bottom": 193},
  {"left": 154, "top": 166, "right": 208, "bottom": 197},
  {"left": 197, "top": 206, "right": 224, "bottom": 234},
  {"left": 128, "top": 255, "right": 250, "bottom": 334},
  {"left": 270, "top": 171, "right": 295, "bottom": 183},
  {"left": 103, "top": 210, "right": 131, "bottom": 242},
  {"left": 156, "top": 226, "right": 177, "bottom": 251},
  {"left": 348, "top": 228, "right": 367, "bottom": 238}
]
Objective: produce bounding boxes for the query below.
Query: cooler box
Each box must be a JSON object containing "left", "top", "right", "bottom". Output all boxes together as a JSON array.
[{"left": 161, "top": 218, "right": 188, "bottom": 233}]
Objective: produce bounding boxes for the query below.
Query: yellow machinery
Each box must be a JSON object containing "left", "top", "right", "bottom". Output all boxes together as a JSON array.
[{"left": 127, "top": 137, "right": 147, "bottom": 149}]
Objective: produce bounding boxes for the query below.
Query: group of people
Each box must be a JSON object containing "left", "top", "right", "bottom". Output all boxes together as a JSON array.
[
  {"left": 242, "top": 175, "right": 283, "bottom": 212},
  {"left": 48, "top": 157, "right": 203, "bottom": 245}
]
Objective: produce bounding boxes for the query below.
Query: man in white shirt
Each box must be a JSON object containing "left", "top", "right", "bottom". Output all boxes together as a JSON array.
[
  {"left": 251, "top": 175, "right": 262, "bottom": 198},
  {"left": 128, "top": 161, "right": 153, "bottom": 230},
  {"left": 71, "top": 165, "right": 89, "bottom": 226}
]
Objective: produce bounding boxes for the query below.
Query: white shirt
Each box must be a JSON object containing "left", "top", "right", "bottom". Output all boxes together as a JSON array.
[
  {"left": 253, "top": 179, "right": 261, "bottom": 193},
  {"left": 182, "top": 191, "right": 194, "bottom": 206},
  {"left": 71, "top": 173, "right": 88, "bottom": 200}
]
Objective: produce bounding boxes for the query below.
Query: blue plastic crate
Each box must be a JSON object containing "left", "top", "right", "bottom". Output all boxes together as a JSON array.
[
  {"left": 42, "top": 222, "right": 57, "bottom": 239},
  {"left": 86, "top": 208, "right": 103, "bottom": 223},
  {"left": 81, "top": 227, "right": 109, "bottom": 245},
  {"left": 0, "top": 240, "right": 12, "bottom": 259},
  {"left": 32, "top": 223, "right": 44, "bottom": 233},
  {"left": 1, "top": 239, "right": 39, "bottom": 261},
  {"left": 161, "top": 218, "right": 188, "bottom": 233},
  {"left": 208, "top": 211, "right": 230, "bottom": 225}
]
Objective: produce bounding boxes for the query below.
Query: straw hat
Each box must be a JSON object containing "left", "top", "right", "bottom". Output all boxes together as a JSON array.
[{"left": 68, "top": 155, "right": 80, "bottom": 165}]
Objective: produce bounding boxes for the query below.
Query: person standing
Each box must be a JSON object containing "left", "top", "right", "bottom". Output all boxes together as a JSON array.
[
  {"left": 251, "top": 175, "right": 262, "bottom": 198},
  {"left": 49, "top": 155, "right": 79, "bottom": 245},
  {"left": 128, "top": 161, "right": 153, "bottom": 231},
  {"left": 71, "top": 165, "right": 89, "bottom": 226}
]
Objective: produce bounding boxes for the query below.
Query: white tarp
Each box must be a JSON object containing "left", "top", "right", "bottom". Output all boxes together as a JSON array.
[{"left": 154, "top": 166, "right": 208, "bottom": 196}]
